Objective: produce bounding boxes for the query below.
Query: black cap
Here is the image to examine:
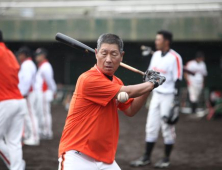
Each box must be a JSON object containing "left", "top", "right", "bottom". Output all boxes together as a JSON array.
[
  {"left": 17, "top": 46, "right": 32, "bottom": 57},
  {"left": 35, "top": 48, "right": 48, "bottom": 56},
  {"left": 0, "top": 30, "right": 3, "bottom": 42}
]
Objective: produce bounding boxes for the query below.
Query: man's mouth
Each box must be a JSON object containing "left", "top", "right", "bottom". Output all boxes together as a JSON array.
[{"left": 105, "top": 66, "right": 113, "bottom": 69}]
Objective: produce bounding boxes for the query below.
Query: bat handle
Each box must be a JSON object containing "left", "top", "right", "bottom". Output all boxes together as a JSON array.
[{"left": 120, "top": 62, "right": 145, "bottom": 76}]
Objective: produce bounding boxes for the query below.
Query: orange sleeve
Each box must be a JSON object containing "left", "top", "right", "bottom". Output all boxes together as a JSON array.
[
  {"left": 118, "top": 98, "right": 134, "bottom": 111},
  {"left": 82, "top": 75, "right": 122, "bottom": 106}
]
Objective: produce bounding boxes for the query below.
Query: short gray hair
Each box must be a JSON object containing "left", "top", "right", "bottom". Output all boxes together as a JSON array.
[{"left": 97, "top": 33, "right": 124, "bottom": 52}]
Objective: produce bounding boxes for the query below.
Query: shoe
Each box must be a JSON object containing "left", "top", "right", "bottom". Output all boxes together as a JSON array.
[
  {"left": 130, "top": 154, "right": 151, "bottom": 167},
  {"left": 154, "top": 158, "right": 170, "bottom": 168},
  {"left": 23, "top": 138, "right": 40, "bottom": 146},
  {"left": 22, "top": 160, "right": 26, "bottom": 170}
]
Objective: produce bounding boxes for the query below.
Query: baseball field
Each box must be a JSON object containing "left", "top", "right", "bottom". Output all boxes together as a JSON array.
[{"left": 1, "top": 104, "right": 221, "bottom": 170}]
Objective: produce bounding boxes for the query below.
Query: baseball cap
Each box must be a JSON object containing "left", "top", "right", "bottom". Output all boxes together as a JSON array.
[
  {"left": 17, "top": 46, "right": 32, "bottom": 57},
  {"left": 35, "top": 48, "right": 48, "bottom": 56}
]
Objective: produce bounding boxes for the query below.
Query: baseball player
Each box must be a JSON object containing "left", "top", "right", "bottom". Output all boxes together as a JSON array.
[
  {"left": 131, "top": 30, "right": 183, "bottom": 168},
  {"left": 17, "top": 46, "right": 39, "bottom": 146},
  {"left": 184, "top": 51, "right": 207, "bottom": 115},
  {"left": 58, "top": 33, "right": 165, "bottom": 170},
  {"left": 0, "top": 30, "right": 27, "bottom": 170},
  {"left": 34, "top": 48, "right": 56, "bottom": 140}
]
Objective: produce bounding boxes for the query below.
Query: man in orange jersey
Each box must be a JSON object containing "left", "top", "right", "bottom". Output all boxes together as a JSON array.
[
  {"left": 58, "top": 33, "right": 165, "bottom": 170},
  {"left": 0, "top": 30, "right": 27, "bottom": 170}
]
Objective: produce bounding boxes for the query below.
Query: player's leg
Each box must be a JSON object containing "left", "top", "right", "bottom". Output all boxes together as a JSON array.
[
  {"left": 0, "top": 101, "right": 12, "bottom": 169},
  {"left": 130, "top": 92, "right": 161, "bottom": 167},
  {"left": 42, "top": 92, "right": 53, "bottom": 139},
  {"left": 155, "top": 94, "right": 175, "bottom": 168},
  {"left": 58, "top": 150, "right": 98, "bottom": 170},
  {"left": 35, "top": 91, "right": 44, "bottom": 138},
  {"left": 6, "top": 99, "right": 27, "bottom": 170},
  {"left": 188, "top": 85, "right": 198, "bottom": 114},
  {"left": 23, "top": 92, "right": 40, "bottom": 145}
]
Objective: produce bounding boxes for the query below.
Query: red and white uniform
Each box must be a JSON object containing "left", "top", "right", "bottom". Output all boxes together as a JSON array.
[
  {"left": 146, "top": 49, "right": 183, "bottom": 144},
  {"left": 186, "top": 60, "right": 207, "bottom": 102},
  {"left": 34, "top": 60, "right": 56, "bottom": 139},
  {"left": 0, "top": 42, "right": 27, "bottom": 170},
  {"left": 18, "top": 58, "right": 39, "bottom": 145}
]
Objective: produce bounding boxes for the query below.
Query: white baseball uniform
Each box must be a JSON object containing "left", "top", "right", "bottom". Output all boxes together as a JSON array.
[
  {"left": 58, "top": 150, "right": 121, "bottom": 170},
  {"left": 146, "top": 49, "right": 183, "bottom": 144},
  {"left": 18, "top": 58, "right": 39, "bottom": 145},
  {"left": 0, "top": 42, "right": 27, "bottom": 170},
  {"left": 186, "top": 60, "right": 207, "bottom": 102},
  {"left": 34, "top": 60, "right": 56, "bottom": 139}
]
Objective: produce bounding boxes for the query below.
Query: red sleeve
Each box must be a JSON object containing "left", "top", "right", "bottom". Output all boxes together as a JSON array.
[
  {"left": 118, "top": 98, "right": 134, "bottom": 111},
  {"left": 82, "top": 75, "right": 122, "bottom": 106}
]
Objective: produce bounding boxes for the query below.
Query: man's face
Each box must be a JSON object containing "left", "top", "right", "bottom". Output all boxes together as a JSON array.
[
  {"left": 18, "top": 53, "right": 26, "bottom": 63},
  {"left": 35, "top": 54, "right": 45, "bottom": 64},
  {"left": 95, "top": 43, "right": 124, "bottom": 76},
  {"left": 196, "top": 57, "right": 204, "bottom": 63},
  {"left": 155, "top": 34, "right": 168, "bottom": 51}
]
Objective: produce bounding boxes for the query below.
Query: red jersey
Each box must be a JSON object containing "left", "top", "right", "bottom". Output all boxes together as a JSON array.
[
  {"left": 59, "top": 66, "right": 133, "bottom": 164},
  {"left": 0, "top": 42, "right": 23, "bottom": 101}
]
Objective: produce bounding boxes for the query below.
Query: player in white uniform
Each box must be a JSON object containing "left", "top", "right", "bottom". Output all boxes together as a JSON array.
[
  {"left": 184, "top": 51, "right": 207, "bottom": 114},
  {"left": 0, "top": 30, "right": 27, "bottom": 170},
  {"left": 17, "top": 47, "right": 40, "bottom": 146},
  {"left": 34, "top": 48, "right": 56, "bottom": 140},
  {"left": 131, "top": 30, "right": 183, "bottom": 168}
]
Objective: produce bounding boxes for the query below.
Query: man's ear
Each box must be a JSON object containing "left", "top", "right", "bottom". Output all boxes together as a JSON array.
[
  {"left": 95, "top": 48, "right": 98, "bottom": 59},
  {"left": 121, "top": 51, "right": 125, "bottom": 62}
]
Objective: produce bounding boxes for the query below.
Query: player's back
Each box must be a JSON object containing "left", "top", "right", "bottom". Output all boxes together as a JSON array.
[
  {"left": 34, "top": 61, "right": 56, "bottom": 92},
  {"left": 0, "top": 42, "right": 23, "bottom": 101}
]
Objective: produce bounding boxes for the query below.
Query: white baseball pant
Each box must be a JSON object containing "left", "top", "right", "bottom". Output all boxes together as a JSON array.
[
  {"left": 58, "top": 150, "right": 121, "bottom": 170},
  {"left": 146, "top": 92, "right": 176, "bottom": 144},
  {"left": 36, "top": 90, "right": 53, "bottom": 139},
  {"left": 0, "top": 99, "right": 27, "bottom": 170},
  {"left": 188, "top": 85, "right": 202, "bottom": 103},
  {"left": 24, "top": 91, "right": 40, "bottom": 143}
]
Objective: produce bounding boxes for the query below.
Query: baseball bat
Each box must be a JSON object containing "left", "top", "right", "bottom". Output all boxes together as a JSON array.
[{"left": 55, "top": 33, "right": 145, "bottom": 76}]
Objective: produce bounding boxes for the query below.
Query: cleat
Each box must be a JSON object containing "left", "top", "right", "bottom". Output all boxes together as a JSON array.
[
  {"left": 130, "top": 154, "right": 151, "bottom": 167},
  {"left": 154, "top": 158, "right": 170, "bottom": 168}
]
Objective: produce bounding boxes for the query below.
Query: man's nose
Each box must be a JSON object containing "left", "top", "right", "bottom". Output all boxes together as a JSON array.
[{"left": 105, "top": 54, "right": 112, "bottom": 62}]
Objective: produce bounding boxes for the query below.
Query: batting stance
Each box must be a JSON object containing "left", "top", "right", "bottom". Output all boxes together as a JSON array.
[
  {"left": 17, "top": 47, "right": 39, "bottom": 146},
  {"left": 34, "top": 48, "right": 56, "bottom": 139},
  {"left": 131, "top": 31, "right": 183, "bottom": 168},
  {"left": 58, "top": 33, "right": 165, "bottom": 170},
  {"left": 184, "top": 51, "right": 207, "bottom": 115},
  {"left": 0, "top": 30, "right": 27, "bottom": 170}
]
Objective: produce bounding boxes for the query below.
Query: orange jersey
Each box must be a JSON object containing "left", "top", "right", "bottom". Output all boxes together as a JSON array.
[
  {"left": 0, "top": 42, "right": 23, "bottom": 101},
  {"left": 59, "top": 66, "right": 133, "bottom": 164}
]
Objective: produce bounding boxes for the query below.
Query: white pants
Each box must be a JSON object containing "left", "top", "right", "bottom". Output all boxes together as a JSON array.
[
  {"left": 24, "top": 91, "right": 40, "bottom": 142},
  {"left": 36, "top": 90, "right": 53, "bottom": 138},
  {"left": 146, "top": 92, "right": 176, "bottom": 144},
  {"left": 0, "top": 99, "right": 27, "bottom": 170},
  {"left": 188, "top": 85, "right": 202, "bottom": 103},
  {"left": 58, "top": 150, "right": 121, "bottom": 170}
]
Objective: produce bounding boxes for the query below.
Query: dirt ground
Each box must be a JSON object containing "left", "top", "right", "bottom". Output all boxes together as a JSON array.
[{"left": 1, "top": 104, "right": 222, "bottom": 170}]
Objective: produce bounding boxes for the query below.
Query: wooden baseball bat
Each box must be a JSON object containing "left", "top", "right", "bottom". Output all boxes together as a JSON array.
[{"left": 55, "top": 32, "right": 145, "bottom": 76}]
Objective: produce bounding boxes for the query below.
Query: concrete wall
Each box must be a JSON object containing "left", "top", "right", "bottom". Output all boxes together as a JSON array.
[{"left": 1, "top": 16, "right": 222, "bottom": 41}]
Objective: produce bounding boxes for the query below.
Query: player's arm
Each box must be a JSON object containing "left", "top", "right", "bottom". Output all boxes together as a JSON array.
[
  {"left": 42, "top": 65, "right": 57, "bottom": 93},
  {"left": 18, "top": 64, "right": 33, "bottom": 96},
  {"left": 119, "top": 81, "right": 154, "bottom": 99}
]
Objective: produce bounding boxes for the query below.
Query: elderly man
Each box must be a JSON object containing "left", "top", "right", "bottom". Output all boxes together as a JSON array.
[{"left": 58, "top": 33, "right": 165, "bottom": 170}]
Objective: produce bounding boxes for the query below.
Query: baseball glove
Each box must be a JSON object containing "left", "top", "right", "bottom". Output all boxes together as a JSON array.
[
  {"left": 162, "top": 96, "right": 180, "bottom": 125},
  {"left": 143, "top": 70, "right": 166, "bottom": 88}
]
